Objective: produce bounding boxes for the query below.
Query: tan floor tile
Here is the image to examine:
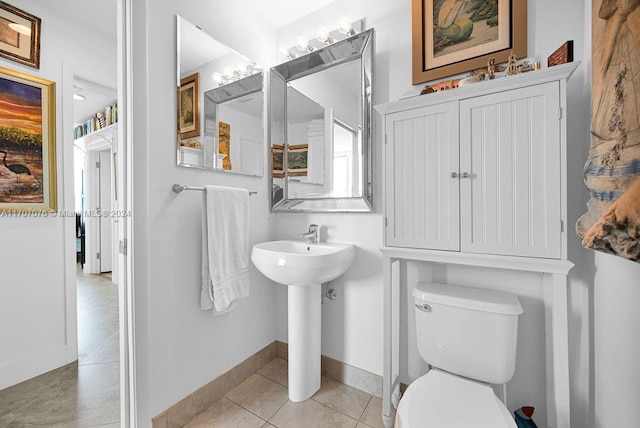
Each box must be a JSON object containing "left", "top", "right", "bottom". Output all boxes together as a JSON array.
[
  {"left": 312, "top": 376, "right": 371, "bottom": 420},
  {"left": 261, "top": 423, "right": 276, "bottom": 428},
  {"left": 78, "top": 328, "right": 114, "bottom": 361},
  {"left": 359, "top": 396, "right": 388, "bottom": 428},
  {"left": 269, "top": 400, "right": 358, "bottom": 428},
  {"left": 226, "top": 373, "right": 288, "bottom": 420},
  {"left": 81, "top": 332, "right": 120, "bottom": 365},
  {"left": 184, "top": 397, "right": 265, "bottom": 428},
  {"left": 257, "top": 358, "right": 288, "bottom": 387},
  {"left": 356, "top": 423, "right": 375, "bottom": 428}
]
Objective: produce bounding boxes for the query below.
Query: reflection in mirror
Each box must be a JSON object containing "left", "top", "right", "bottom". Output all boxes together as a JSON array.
[
  {"left": 177, "top": 15, "right": 264, "bottom": 176},
  {"left": 270, "top": 29, "right": 374, "bottom": 212}
]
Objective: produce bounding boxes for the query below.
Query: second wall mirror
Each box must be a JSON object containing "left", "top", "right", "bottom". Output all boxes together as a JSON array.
[
  {"left": 270, "top": 29, "right": 374, "bottom": 212},
  {"left": 177, "top": 15, "right": 264, "bottom": 176}
]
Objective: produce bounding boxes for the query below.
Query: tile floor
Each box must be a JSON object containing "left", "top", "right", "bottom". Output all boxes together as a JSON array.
[
  {"left": 0, "top": 266, "right": 120, "bottom": 427},
  {"left": 184, "top": 358, "right": 387, "bottom": 428}
]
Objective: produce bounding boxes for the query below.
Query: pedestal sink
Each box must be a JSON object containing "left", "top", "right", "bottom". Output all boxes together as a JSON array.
[{"left": 251, "top": 239, "right": 355, "bottom": 402}]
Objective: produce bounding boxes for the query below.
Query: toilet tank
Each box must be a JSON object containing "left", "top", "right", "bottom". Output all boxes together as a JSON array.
[{"left": 413, "top": 282, "right": 523, "bottom": 385}]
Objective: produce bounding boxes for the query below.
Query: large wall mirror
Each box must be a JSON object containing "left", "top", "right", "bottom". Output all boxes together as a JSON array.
[
  {"left": 177, "top": 15, "right": 264, "bottom": 176},
  {"left": 270, "top": 29, "right": 374, "bottom": 212}
]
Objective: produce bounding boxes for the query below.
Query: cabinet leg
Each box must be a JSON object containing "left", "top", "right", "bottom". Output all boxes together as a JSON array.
[{"left": 382, "top": 412, "right": 394, "bottom": 428}]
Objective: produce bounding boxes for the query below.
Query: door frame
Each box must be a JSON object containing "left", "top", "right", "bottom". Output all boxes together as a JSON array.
[{"left": 116, "top": 0, "right": 136, "bottom": 425}]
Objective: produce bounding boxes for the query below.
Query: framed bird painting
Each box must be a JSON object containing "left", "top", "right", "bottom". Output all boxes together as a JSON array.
[{"left": 0, "top": 67, "right": 56, "bottom": 212}]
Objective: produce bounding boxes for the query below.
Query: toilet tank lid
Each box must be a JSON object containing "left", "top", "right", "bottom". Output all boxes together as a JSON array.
[{"left": 413, "top": 282, "right": 523, "bottom": 315}]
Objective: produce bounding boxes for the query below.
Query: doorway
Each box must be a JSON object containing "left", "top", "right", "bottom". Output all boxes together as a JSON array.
[{"left": 73, "top": 79, "right": 120, "bottom": 425}]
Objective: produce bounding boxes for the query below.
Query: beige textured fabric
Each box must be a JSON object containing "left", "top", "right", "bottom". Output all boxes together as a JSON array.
[
  {"left": 577, "top": 0, "right": 640, "bottom": 262},
  {"left": 583, "top": 177, "right": 640, "bottom": 260}
]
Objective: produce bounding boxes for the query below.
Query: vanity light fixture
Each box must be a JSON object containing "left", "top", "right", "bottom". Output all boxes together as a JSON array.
[
  {"left": 316, "top": 26, "right": 333, "bottom": 45},
  {"left": 295, "top": 36, "right": 313, "bottom": 53},
  {"left": 211, "top": 62, "right": 261, "bottom": 87},
  {"left": 278, "top": 18, "right": 362, "bottom": 64}
]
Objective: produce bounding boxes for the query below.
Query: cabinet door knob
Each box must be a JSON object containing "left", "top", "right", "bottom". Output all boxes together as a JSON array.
[
  {"left": 461, "top": 172, "right": 470, "bottom": 179},
  {"left": 451, "top": 172, "right": 459, "bottom": 178}
]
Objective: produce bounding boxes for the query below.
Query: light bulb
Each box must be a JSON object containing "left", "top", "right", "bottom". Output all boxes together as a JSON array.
[
  {"left": 236, "top": 62, "right": 247, "bottom": 75},
  {"left": 73, "top": 93, "right": 85, "bottom": 101},
  {"left": 223, "top": 67, "right": 234, "bottom": 78},
  {"left": 279, "top": 43, "right": 296, "bottom": 60},
  {"left": 316, "top": 26, "right": 332, "bottom": 44},
  {"left": 211, "top": 72, "right": 222, "bottom": 83},
  {"left": 295, "top": 36, "right": 310, "bottom": 52},
  {"left": 338, "top": 17, "right": 354, "bottom": 35},
  {"left": 246, "top": 62, "right": 262, "bottom": 73}
]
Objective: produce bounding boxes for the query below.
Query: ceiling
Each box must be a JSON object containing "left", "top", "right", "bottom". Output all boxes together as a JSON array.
[{"left": 36, "top": 1, "right": 117, "bottom": 125}]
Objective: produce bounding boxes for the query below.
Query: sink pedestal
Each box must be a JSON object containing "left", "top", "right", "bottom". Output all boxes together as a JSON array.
[
  {"left": 288, "top": 283, "right": 321, "bottom": 402},
  {"left": 251, "top": 239, "right": 355, "bottom": 402}
]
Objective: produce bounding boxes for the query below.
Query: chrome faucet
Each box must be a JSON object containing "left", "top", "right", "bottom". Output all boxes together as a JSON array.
[{"left": 300, "top": 224, "right": 320, "bottom": 244}]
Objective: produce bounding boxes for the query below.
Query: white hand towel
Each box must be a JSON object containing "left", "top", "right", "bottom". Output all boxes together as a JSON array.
[{"left": 201, "top": 185, "right": 250, "bottom": 313}]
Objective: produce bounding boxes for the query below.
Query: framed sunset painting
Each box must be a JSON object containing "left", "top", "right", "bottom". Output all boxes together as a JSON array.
[{"left": 0, "top": 67, "right": 56, "bottom": 212}]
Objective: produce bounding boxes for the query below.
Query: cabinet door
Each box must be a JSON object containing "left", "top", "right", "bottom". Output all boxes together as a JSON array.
[
  {"left": 459, "top": 82, "right": 561, "bottom": 258},
  {"left": 385, "top": 102, "right": 459, "bottom": 250}
]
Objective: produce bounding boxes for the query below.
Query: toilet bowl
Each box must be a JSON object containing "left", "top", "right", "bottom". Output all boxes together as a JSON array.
[
  {"left": 396, "top": 282, "right": 523, "bottom": 428},
  {"left": 395, "top": 370, "right": 515, "bottom": 427}
]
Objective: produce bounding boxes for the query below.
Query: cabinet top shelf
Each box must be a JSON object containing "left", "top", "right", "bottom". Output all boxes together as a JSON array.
[{"left": 376, "top": 62, "right": 580, "bottom": 115}]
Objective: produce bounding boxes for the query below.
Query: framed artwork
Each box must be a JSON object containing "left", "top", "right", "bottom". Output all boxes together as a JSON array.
[
  {"left": 272, "top": 144, "right": 284, "bottom": 178},
  {"left": 0, "top": 67, "right": 56, "bottom": 212},
  {"left": 412, "top": 0, "right": 527, "bottom": 84},
  {"left": 287, "top": 144, "right": 308, "bottom": 177},
  {"left": 178, "top": 72, "right": 199, "bottom": 139},
  {"left": 0, "top": 2, "right": 41, "bottom": 69},
  {"left": 218, "top": 121, "right": 231, "bottom": 170}
]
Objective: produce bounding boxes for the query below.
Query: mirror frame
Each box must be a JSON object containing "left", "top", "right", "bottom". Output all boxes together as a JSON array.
[{"left": 269, "top": 28, "right": 374, "bottom": 213}]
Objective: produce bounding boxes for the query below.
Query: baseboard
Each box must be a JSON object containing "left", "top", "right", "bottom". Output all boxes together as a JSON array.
[
  {"left": 152, "top": 340, "right": 383, "bottom": 427},
  {"left": 152, "top": 341, "right": 277, "bottom": 428},
  {"left": 277, "top": 340, "right": 382, "bottom": 398},
  {"left": 0, "top": 345, "right": 76, "bottom": 390}
]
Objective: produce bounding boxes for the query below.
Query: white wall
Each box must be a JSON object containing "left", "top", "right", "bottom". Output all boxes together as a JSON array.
[
  {"left": 0, "top": 1, "right": 116, "bottom": 389},
  {"left": 130, "top": 1, "right": 278, "bottom": 424},
  {"left": 593, "top": 253, "right": 640, "bottom": 428}
]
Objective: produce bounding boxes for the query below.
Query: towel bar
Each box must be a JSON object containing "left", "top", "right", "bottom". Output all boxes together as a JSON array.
[{"left": 172, "top": 184, "right": 257, "bottom": 195}]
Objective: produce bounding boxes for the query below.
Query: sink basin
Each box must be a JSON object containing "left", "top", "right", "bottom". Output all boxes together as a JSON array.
[
  {"left": 251, "top": 239, "right": 355, "bottom": 286},
  {"left": 251, "top": 239, "right": 355, "bottom": 402}
]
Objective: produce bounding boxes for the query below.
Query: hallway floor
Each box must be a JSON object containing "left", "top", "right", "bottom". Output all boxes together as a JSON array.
[
  {"left": 184, "top": 358, "right": 386, "bottom": 428},
  {"left": 0, "top": 266, "right": 119, "bottom": 427}
]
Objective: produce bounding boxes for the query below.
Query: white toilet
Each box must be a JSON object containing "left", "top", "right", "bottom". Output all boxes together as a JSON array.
[{"left": 395, "top": 282, "right": 523, "bottom": 428}]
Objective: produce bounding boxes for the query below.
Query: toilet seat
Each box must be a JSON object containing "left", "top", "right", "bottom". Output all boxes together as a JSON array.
[{"left": 395, "top": 369, "right": 516, "bottom": 428}]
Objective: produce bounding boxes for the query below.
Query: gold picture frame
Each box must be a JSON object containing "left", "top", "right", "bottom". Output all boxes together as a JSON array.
[
  {"left": 0, "top": 67, "right": 56, "bottom": 212},
  {"left": 287, "top": 144, "right": 308, "bottom": 177},
  {"left": 0, "top": 1, "right": 41, "bottom": 69},
  {"left": 272, "top": 144, "right": 284, "bottom": 178},
  {"left": 178, "top": 72, "right": 199, "bottom": 139},
  {"left": 412, "top": 0, "right": 527, "bottom": 84}
]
